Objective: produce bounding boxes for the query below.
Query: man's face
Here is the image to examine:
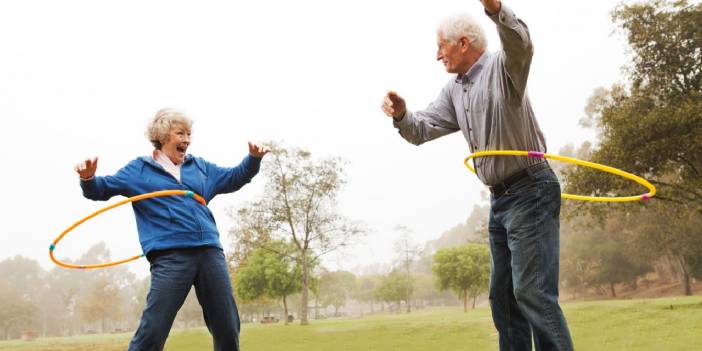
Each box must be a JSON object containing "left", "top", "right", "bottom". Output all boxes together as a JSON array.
[{"left": 436, "top": 33, "right": 471, "bottom": 74}]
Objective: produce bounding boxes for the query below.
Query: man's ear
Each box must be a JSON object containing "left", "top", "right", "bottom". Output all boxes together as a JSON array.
[{"left": 459, "top": 37, "right": 472, "bottom": 52}]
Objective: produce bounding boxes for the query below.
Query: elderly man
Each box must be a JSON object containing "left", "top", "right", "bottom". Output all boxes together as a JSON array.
[{"left": 381, "top": 1, "right": 573, "bottom": 350}]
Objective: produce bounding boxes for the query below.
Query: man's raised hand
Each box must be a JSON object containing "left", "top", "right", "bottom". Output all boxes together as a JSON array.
[{"left": 382, "top": 91, "right": 407, "bottom": 121}]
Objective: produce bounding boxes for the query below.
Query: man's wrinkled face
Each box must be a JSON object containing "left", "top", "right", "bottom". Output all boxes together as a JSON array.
[{"left": 436, "top": 33, "right": 471, "bottom": 74}]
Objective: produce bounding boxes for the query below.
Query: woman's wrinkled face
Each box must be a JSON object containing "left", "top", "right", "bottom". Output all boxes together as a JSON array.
[{"left": 161, "top": 123, "right": 191, "bottom": 165}]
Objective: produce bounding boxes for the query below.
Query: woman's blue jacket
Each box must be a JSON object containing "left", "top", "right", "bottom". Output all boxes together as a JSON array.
[{"left": 80, "top": 154, "right": 261, "bottom": 254}]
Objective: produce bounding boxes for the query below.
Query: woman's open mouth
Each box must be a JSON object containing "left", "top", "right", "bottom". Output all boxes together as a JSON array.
[{"left": 176, "top": 145, "right": 188, "bottom": 157}]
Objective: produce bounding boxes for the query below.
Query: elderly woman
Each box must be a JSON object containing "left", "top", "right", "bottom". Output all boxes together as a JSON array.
[{"left": 74, "top": 108, "right": 268, "bottom": 351}]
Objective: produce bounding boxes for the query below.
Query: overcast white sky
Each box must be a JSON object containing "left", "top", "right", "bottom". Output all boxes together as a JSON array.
[{"left": 0, "top": 0, "right": 630, "bottom": 278}]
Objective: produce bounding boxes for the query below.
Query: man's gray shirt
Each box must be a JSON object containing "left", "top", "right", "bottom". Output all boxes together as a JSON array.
[{"left": 394, "top": 5, "right": 547, "bottom": 186}]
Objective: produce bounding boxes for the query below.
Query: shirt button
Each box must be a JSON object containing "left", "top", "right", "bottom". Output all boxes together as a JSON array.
[{"left": 463, "top": 89, "right": 467, "bottom": 92}]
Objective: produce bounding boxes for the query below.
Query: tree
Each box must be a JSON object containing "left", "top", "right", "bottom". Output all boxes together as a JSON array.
[
  {"left": 622, "top": 201, "right": 702, "bottom": 295},
  {"left": 375, "top": 269, "right": 412, "bottom": 312},
  {"left": 229, "top": 143, "right": 363, "bottom": 325},
  {"left": 393, "top": 226, "right": 421, "bottom": 313},
  {"left": 688, "top": 251, "right": 702, "bottom": 281},
  {"left": 568, "top": 0, "right": 702, "bottom": 210},
  {"left": 564, "top": 0, "right": 702, "bottom": 297},
  {"left": 411, "top": 272, "right": 443, "bottom": 309},
  {"left": 73, "top": 243, "right": 134, "bottom": 332},
  {"left": 48, "top": 261, "right": 84, "bottom": 336},
  {"left": 0, "top": 256, "right": 44, "bottom": 337},
  {"left": 129, "top": 277, "right": 150, "bottom": 327},
  {"left": 317, "top": 270, "right": 356, "bottom": 317},
  {"left": 234, "top": 241, "right": 304, "bottom": 324},
  {"left": 432, "top": 244, "right": 490, "bottom": 311},
  {"left": 0, "top": 256, "right": 45, "bottom": 300},
  {"left": 561, "top": 218, "right": 652, "bottom": 298},
  {"left": 353, "top": 275, "right": 382, "bottom": 315},
  {"left": 78, "top": 276, "right": 124, "bottom": 332},
  {"left": 0, "top": 281, "right": 36, "bottom": 339},
  {"left": 427, "top": 203, "right": 490, "bottom": 251}
]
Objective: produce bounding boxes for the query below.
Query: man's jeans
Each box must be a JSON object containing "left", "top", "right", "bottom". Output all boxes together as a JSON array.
[
  {"left": 128, "top": 246, "right": 240, "bottom": 351},
  {"left": 488, "top": 165, "right": 574, "bottom": 351}
]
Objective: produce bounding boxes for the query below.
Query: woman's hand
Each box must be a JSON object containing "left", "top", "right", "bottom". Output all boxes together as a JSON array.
[
  {"left": 75, "top": 157, "right": 98, "bottom": 180},
  {"left": 248, "top": 142, "right": 270, "bottom": 158}
]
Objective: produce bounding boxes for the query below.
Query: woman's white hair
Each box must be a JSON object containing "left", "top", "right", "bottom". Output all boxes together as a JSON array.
[
  {"left": 437, "top": 13, "right": 487, "bottom": 51},
  {"left": 145, "top": 108, "right": 193, "bottom": 149}
]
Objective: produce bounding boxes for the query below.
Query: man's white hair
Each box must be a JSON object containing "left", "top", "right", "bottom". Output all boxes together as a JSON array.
[
  {"left": 145, "top": 108, "right": 193, "bottom": 149},
  {"left": 437, "top": 13, "right": 487, "bottom": 51}
]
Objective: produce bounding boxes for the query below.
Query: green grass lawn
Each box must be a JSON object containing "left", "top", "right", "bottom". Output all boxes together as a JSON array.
[{"left": 2, "top": 296, "right": 700, "bottom": 350}]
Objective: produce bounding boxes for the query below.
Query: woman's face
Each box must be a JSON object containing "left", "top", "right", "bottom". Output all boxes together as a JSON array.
[{"left": 161, "top": 123, "right": 191, "bottom": 165}]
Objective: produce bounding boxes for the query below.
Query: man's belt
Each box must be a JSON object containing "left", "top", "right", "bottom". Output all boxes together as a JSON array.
[{"left": 488, "top": 162, "right": 550, "bottom": 197}]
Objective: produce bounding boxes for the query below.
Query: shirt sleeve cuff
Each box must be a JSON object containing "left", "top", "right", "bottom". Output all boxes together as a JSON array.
[
  {"left": 246, "top": 154, "right": 262, "bottom": 171},
  {"left": 248, "top": 154, "right": 263, "bottom": 164},
  {"left": 392, "top": 110, "right": 412, "bottom": 129},
  {"left": 486, "top": 4, "right": 518, "bottom": 28}
]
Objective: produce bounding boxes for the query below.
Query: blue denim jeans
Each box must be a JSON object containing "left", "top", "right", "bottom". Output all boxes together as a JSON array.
[
  {"left": 488, "top": 165, "right": 573, "bottom": 351},
  {"left": 128, "top": 246, "right": 240, "bottom": 351}
]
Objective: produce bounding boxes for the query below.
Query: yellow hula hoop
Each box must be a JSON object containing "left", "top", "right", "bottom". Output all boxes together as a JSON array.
[
  {"left": 464, "top": 150, "right": 656, "bottom": 202},
  {"left": 49, "top": 190, "right": 207, "bottom": 269}
]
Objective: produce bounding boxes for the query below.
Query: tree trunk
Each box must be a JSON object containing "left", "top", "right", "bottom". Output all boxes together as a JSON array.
[
  {"left": 677, "top": 256, "right": 692, "bottom": 296},
  {"left": 405, "top": 266, "right": 412, "bottom": 313},
  {"left": 314, "top": 296, "right": 319, "bottom": 320},
  {"left": 283, "top": 296, "right": 289, "bottom": 325},
  {"left": 610, "top": 283, "right": 616, "bottom": 298},
  {"left": 301, "top": 253, "right": 310, "bottom": 325},
  {"left": 666, "top": 254, "right": 680, "bottom": 283},
  {"left": 463, "top": 290, "right": 468, "bottom": 312},
  {"left": 472, "top": 294, "right": 477, "bottom": 310}
]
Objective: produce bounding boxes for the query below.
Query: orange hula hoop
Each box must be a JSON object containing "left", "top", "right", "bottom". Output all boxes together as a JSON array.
[{"left": 49, "top": 190, "right": 206, "bottom": 269}]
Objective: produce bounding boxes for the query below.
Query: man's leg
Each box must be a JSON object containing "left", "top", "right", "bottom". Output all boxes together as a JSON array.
[
  {"left": 489, "top": 200, "right": 533, "bottom": 351},
  {"left": 194, "top": 247, "right": 240, "bottom": 351},
  {"left": 504, "top": 170, "right": 573, "bottom": 351},
  {"left": 129, "top": 249, "right": 198, "bottom": 351}
]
